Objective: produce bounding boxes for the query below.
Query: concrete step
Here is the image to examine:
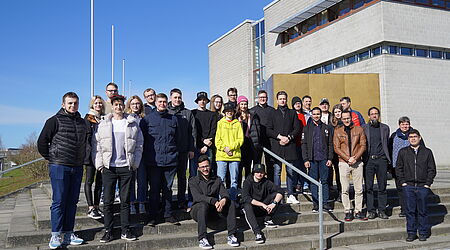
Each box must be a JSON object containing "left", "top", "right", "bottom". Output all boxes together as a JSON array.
[{"left": 6, "top": 191, "right": 37, "bottom": 248}]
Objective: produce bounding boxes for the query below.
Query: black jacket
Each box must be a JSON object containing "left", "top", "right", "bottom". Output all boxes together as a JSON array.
[
  {"left": 362, "top": 122, "right": 391, "bottom": 163},
  {"left": 192, "top": 109, "right": 218, "bottom": 149},
  {"left": 188, "top": 174, "right": 229, "bottom": 206},
  {"left": 241, "top": 114, "right": 262, "bottom": 152},
  {"left": 37, "top": 108, "right": 88, "bottom": 167},
  {"left": 266, "top": 106, "right": 300, "bottom": 161},
  {"left": 250, "top": 104, "right": 275, "bottom": 148},
  {"left": 241, "top": 175, "right": 282, "bottom": 204},
  {"left": 167, "top": 102, "right": 197, "bottom": 153},
  {"left": 396, "top": 145, "right": 436, "bottom": 187},
  {"left": 301, "top": 120, "right": 334, "bottom": 162}
]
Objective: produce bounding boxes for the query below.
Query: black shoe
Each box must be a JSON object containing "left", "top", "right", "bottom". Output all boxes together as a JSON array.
[
  {"left": 100, "top": 231, "right": 113, "bottom": 243},
  {"left": 121, "top": 230, "right": 137, "bottom": 241},
  {"left": 418, "top": 234, "right": 427, "bottom": 241},
  {"left": 255, "top": 233, "right": 265, "bottom": 244},
  {"left": 368, "top": 211, "right": 377, "bottom": 220},
  {"left": 312, "top": 204, "right": 319, "bottom": 213},
  {"left": 165, "top": 216, "right": 180, "bottom": 225},
  {"left": 399, "top": 212, "right": 406, "bottom": 217},
  {"left": 344, "top": 212, "right": 354, "bottom": 222},
  {"left": 335, "top": 195, "right": 342, "bottom": 203},
  {"left": 406, "top": 234, "right": 417, "bottom": 242},
  {"left": 88, "top": 208, "right": 102, "bottom": 219},
  {"left": 378, "top": 211, "right": 389, "bottom": 219},
  {"left": 148, "top": 219, "right": 156, "bottom": 227},
  {"left": 323, "top": 204, "right": 333, "bottom": 212},
  {"left": 355, "top": 212, "right": 368, "bottom": 221}
]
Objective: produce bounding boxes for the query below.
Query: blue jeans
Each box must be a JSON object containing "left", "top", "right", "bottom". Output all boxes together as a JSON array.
[
  {"left": 149, "top": 166, "right": 177, "bottom": 218},
  {"left": 309, "top": 160, "right": 329, "bottom": 205},
  {"left": 130, "top": 161, "right": 148, "bottom": 203},
  {"left": 273, "top": 160, "right": 297, "bottom": 196},
  {"left": 404, "top": 185, "right": 430, "bottom": 235},
  {"left": 216, "top": 161, "right": 239, "bottom": 200},
  {"left": 294, "top": 146, "right": 308, "bottom": 189},
  {"left": 49, "top": 164, "right": 83, "bottom": 233}
]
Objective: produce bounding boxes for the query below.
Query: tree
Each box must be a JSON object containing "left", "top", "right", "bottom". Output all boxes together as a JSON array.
[{"left": 9, "top": 132, "right": 48, "bottom": 179}]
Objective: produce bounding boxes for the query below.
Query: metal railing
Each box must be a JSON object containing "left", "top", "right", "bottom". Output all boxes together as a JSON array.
[
  {"left": 0, "top": 157, "right": 45, "bottom": 176},
  {"left": 263, "top": 147, "right": 324, "bottom": 250}
]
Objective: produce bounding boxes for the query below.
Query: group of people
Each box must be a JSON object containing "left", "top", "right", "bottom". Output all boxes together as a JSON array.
[{"left": 37, "top": 84, "right": 437, "bottom": 249}]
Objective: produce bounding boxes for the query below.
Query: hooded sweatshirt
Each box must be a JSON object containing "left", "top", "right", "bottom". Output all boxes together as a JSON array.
[
  {"left": 215, "top": 117, "right": 244, "bottom": 162},
  {"left": 241, "top": 175, "right": 282, "bottom": 204}
]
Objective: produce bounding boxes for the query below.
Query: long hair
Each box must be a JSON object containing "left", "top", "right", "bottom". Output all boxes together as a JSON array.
[
  {"left": 331, "top": 103, "right": 344, "bottom": 127},
  {"left": 125, "top": 95, "right": 145, "bottom": 118},
  {"left": 88, "top": 95, "right": 106, "bottom": 116},
  {"left": 210, "top": 94, "right": 223, "bottom": 113},
  {"left": 236, "top": 100, "right": 250, "bottom": 122}
]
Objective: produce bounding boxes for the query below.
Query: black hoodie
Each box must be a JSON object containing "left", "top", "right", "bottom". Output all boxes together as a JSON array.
[
  {"left": 241, "top": 175, "right": 283, "bottom": 204},
  {"left": 189, "top": 174, "right": 230, "bottom": 206},
  {"left": 167, "top": 101, "right": 197, "bottom": 152}
]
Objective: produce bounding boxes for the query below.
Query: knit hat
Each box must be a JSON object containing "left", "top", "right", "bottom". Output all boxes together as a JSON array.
[
  {"left": 237, "top": 95, "right": 248, "bottom": 105},
  {"left": 291, "top": 96, "right": 302, "bottom": 108}
]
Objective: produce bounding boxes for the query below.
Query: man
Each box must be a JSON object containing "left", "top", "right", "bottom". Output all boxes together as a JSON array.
[
  {"left": 302, "top": 107, "right": 334, "bottom": 212},
  {"left": 105, "top": 82, "right": 119, "bottom": 113},
  {"left": 362, "top": 107, "right": 391, "bottom": 220},
  {"left": 140, "top": 93, "right": 180, "bottom": 225},
  {"left": 333, "top": 110, "right": 367, "bottom": 221},
  {"left": 143, "top": 88, "right": 156, "bottom": 115},
  {"left": 396, "top": 129, "right": 436, "bottom": 242},
  {"left": 241, "top": 164, "right": 283, "bottom": 244},
  {"left": 225, "top": 87, "right": 238, "bottom": 106},
  {"left": 302, "top": 95, "right": 312, "bottom": 122},
  {"left": 292, "top": 96, "right": 308, "bottom": 194},
  {"left": 189, "top": 155, "right": 239, "bottom": 249},
  {"left": 266, "top": 91, "right": 301, "bottom": 204},
  {"left": 319, "top": 98, "right": 331, "bottom": 125},
  {"left": 339, "top": 96, "right": 365, "bottom": 126},
  {"left": 37, "top": 92, "right": 87, "bottom": 249},
  {"left": 167, "top": 88, "right": 196, "bottom": 209},
  {"left": 250, "top": 90, "right": 275, "bottom": 179}
]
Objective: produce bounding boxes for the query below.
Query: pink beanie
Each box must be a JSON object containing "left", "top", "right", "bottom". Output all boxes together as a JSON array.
[{"left": 237, "top": 95, "right": 248, "bottom": 104}]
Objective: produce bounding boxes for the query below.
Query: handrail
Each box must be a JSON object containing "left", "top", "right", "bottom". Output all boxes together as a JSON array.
[
  {"left": 263, "top": 147, "right": 324, "bottom": 250},
  {"left": 0, "top": 157, "right": 45, "bottom": 176}
]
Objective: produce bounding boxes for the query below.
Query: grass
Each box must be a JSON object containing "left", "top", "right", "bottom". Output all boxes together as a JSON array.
[{"left": 0, "top": 168, "right": 48, "bottom": 197}]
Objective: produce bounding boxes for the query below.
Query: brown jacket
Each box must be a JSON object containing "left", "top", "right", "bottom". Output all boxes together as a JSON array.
[{"left": 333, "top": 125, "right": 367, "bottom": 163}]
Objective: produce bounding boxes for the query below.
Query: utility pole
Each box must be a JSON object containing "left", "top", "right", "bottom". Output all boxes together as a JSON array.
[
  {"left": 111, "top": 25, "right": 115, "bottom": 83},
  {"left": 122, "top": 59, "right": 125, "bottom": 95},
  {"left": 90, "top": 0, "right": 94, "bottom": 97}
]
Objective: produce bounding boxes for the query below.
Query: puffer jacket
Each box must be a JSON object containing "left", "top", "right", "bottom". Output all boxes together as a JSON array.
[
  {"left": 92, "top": 113, "right": 143, "bottom": 171},
  {"left": 167, "top": 101, "right": 196, "bottom": 153},
  {"left": 333, "top": 124, "right": 367, "bottom": 163},
  {"left": 215, "top": 117, "right": 244, "bottom": 162}
]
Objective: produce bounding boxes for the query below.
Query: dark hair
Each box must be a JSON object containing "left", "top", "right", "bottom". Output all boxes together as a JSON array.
[
  {"left": 398, "top": 116, "right": 410, "bottom": 124},
  {"left": 311, "top": 107, "right": 322, "bottom": 114},
  {"left": 341, "top": 110, "right": 352, "bottom": 117},
  {"left": 257, "top": 90, "right": 267, "bottom": 96},
  {"left": 368, "top": 107, "right": 380, "bottom": 116},
  {"left": 409, "top": 129, "right": 421, "bottom": 137},
  {"left": 302, "top": 95, "right": 311, "bottom": 101},
  {"left": 340, "top": 96, "right": 351, "bottom": 103},
  {"left": 170, "top": 88, "right": 182, "bottom": 96},
  {"left": 110, "top": 95, "right": 126, "bottom": 105},
  {"left": 62, "top": 92, "right": 79, "bottom": 103},
  {"left": 227, "top": 87, "right": 238, "bottom": 96},
  {"left": 156, "top": 93, "right": 168, "bottom": 100},
  {"left": 143, "top": 88, "right": 155, "bottom": 95},
  {"left": 197, "top": 154, "right": 210, "bottom": 164},
  {"left": 276, "top": 91, "right": 288, "bottom": 99},
  {"left": 106, "top": 82, "right": 118, "bottom": 89}
]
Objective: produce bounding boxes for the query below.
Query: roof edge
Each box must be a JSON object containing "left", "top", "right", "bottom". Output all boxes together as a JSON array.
[
  {"left": 208, "top": 19, "right": 255, "bottom": 47},
  {"left": 263, "top": 0, "right": 281, "bottom": 11}
]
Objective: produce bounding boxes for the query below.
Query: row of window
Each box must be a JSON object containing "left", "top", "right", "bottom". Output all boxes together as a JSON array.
[
  {"left": 300, "top": 43, "right": 450, "bottom": 74},
  {"left": 393, "top": 0, "right": 450, "bottom": 8}
]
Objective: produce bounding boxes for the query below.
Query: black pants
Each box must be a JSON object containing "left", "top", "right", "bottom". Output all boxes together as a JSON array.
[
  {"left": 176, "top": 153, "right": 189, "bottom": 204},
  {"left": 149, "top": 166, "right": 177, "bottom": 219},
  {"left": 102, "top": 167, "right": 133, "bottom": 233},
  {"left": 328, "top": 155, "right": 342, "bottom": 193},
  {"left": 365, "top": 157, "right": 388, "bottom": 213},
  {"left": 84, "top": 164, "right": 102, "bottom": 207},
  {"left": 242, "top": 192, "right": 279, "bottom": 234},
  {"left": 238, "top": 140, "right": 255, "bottom": 188},
  {"left": 391, "top": 168, "right": 406, "bottom": 213},
  {"left": 190, "top": 200, "right": 237, "bottom": 240}
]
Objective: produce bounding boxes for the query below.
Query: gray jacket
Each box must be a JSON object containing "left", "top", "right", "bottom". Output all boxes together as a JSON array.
[
  {"left": 167, "top": 102, "right": 196, "bottom": 153},
  {"left": 362, "top": 122, "right": 391, "bottom": 163}
]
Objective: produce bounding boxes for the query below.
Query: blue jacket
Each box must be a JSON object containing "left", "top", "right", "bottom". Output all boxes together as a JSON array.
[{"left": 140, "top": 109, "right": 180, "bottom": 167}]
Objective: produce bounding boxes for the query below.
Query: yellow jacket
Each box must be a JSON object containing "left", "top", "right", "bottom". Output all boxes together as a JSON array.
[{"left": 215, "top": 117, "right": 244, "bottom": 162}]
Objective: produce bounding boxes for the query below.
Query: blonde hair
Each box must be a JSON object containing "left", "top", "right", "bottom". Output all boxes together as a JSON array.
[
  {"left": 210, "top": 94, "right": 223, "bottom": 113},
  {"left": 88, "top": 95, "right": 106, "bottom": 115},
  {"left": 126, "top": 95, "right": 145, "bottom": 117}
]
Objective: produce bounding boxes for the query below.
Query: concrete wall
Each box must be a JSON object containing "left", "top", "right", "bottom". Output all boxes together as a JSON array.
[{"left": 208, "top": 21, "right": 254, "bottom": 101}]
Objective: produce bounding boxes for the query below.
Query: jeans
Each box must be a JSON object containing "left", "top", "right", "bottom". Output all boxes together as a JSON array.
[
  {"left": 365, "top": 158, "right": 388, "bottom": 213},
  {"left": 49, "top": 164, "right": 83, "bottom": 233},
  {"left": 216, "top": 161, "right": 239, "bottom": 200},
  {"left": 404, "top": 185, "right": 430, "bottom": 235},
  {"left": 273, "top": 160, "right": 297, "bottom": 196},
  {"left": 241, "top": 192, "right": 279, "bottom": 234},
  {"left": 130, "top": 160, "right": 148, "bottom": 203},
  {"left": 102, "top": 167, "right": 133, "bottom": 233},
  {"left": 309, "top": 160, "right": 329, "bottom": 205},
  {"left": 176, "top": 153, "right": 189, "bottom": 204},
  {"left": 149, "top": 166, "right": 177, "bottom": 218},
  {"left": 84, "top": 164, "right": 102, "bottom": 207}
]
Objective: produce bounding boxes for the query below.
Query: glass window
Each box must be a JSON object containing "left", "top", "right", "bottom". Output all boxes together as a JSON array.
[
  {"left": 445, "top": 52, "right": 450, "bottom": 60},
  {"left": 430, "top": 50, "right": 442, "bottom": 58},
  {"left": 353, "top": 0, "right": 365, "bottom": 9},
  {"left": 415, "top": 0, "right": 429, "bottom": 4},
  {"left": 372, "top": 47, "right": 381, "bottom": 56},
  {"left": 307, "top": 16, "right": 317, "bottom": 31},
  {"left": 324, "top": 63, "right": 333, "bottom": 72},
  {"left": 300, "top": 23, "right": 308, "bottom": 35},
  {"left": 346, "top": 55, "right": 357, "bottom": 65},
  {"left": 261, "top": 36, "right": 265, "bottom": 67},
  {"left": 255, "top": 23, "right": 260, "bottom": 38},
  {"left": 432, "top": 0, "right": 445, "bottom": 6},
  {"left": 400, "top": 47, "right": 413, "bottom": 56},
  {"left": 447, "top": 1, "right": 450, "bottom": 8},
  {"left": 388, "top": 46, "right": 398, "bottom": 54},
  {"left": 319, "top": 10, "right": 328, "bottom": 26},
  {"left": 260, "top": 20, "right": 265, "bottom": 35},
  {"left": 254, "top": 38, "right": 260, "bottom": 68},
  {"left": 339, "top": 0, "right": 351, "bottom": 16},
  {"left": 334, "top": 59, "right": 344, "bottom": 69},
  {"left": 313, "top": 67, "right": 322, "bottom": 74},
  {"left": 415, "top": 49, "right": 428, "bottom": 57},
  {"left": 359, "top": 51, "right": 370, "bottom": 60}
]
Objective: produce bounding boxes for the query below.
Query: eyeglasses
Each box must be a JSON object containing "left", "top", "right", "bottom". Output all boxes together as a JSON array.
[
  {"left": 198, "top": 166, "right": 210, "bottom": 169},
  {"left": 228, "top": 94, "right": 237, "bottom": 97},
  {"left": 106, "top": 89, "right": 118, "bottom": 92},
  {"left": 258, "top": 96, "right": 267, "bottom": 99},
  {"left": 408, "top": 135, "right": 419, "bottom": 138}
]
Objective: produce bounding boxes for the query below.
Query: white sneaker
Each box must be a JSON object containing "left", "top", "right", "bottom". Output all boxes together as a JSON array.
[{"left": 286, "top": 195, "right": 300, "bottom": 204}]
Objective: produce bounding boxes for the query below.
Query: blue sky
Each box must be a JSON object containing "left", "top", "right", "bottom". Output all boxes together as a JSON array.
[{"left": 0, "top": 0, "right": 273, "bottom": 148}]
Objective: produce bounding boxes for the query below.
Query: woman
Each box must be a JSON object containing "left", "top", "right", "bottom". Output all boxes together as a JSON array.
[
  {"left": 93, "top": 95, "right": 143, "bottom": 242},
  {"left": 291, "top": 96, "right": 306, "bottom": 195},
  {"left": 215, "top": 102, "right": 244, "bottom": 200},
  {"left": 84, "top": 95, "right": 106, "bottom": 219},
  {"left": 330, "top": 104, "right": 344, "bottom": 202},
  {"left": 125, "top": 95, "right": 146, "bottom": 214},
  {"left": 210, "top": 94, "right": 224, "bottom": 119},
  {"left": 235, "top": 95, "right": 261, "bottom": 188}
]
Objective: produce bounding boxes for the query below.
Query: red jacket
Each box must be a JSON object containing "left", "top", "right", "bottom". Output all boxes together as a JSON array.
[{"left": 295, "top": 113, "right": 306, "bottom": 146}]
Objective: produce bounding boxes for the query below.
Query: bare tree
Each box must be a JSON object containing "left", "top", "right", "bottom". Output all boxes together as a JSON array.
[{"left": 9, "top": 132, "right": 48, "bottom": 179}]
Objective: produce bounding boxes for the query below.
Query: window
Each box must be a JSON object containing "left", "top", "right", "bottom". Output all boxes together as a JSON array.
[
  {"left": 388, "top": 46, "right": 398, "bottom": 54},
  {"left": 255, "top": 23, "right": 260, "bottom": 38},
  {"left": 445, "top": 52, "right": 450, "bottom": 60},
  {"left": 415, "top": 49, "right": 428, "bottom": 57},
  {"left": 430, "top": 50, "right": 442, "bottom": 58},
  {"left": 353, "top": 0, "right": 365, "bottom": 9},
  {"left": 324, "top": 63, "right": 333, "bottom": 72},
  {"left": 307, "top": 17, "right": 317, "bottom": 31},
  {"left": 372, "top": 47, "right": 381, "bottom": 56},
  {"left": 400, "top": 47, "right": 413, "bottom": 56},
  {"left": 359, "top": 50, "right": 370, "bottom": 60},
  {"left": 339, "top": 0, "right": 351, "bottom": 16},
  {"left": 345, "top": 55, "right": 357, "bottom": 65},
  {"left": 313, "top": 67, "right": 322, "bottom": 74},
  {"left": 432, "top": 0, "right": 445, "bottom": 7},
  {"left": 334, "top": 59, "right": 344, "bottom": 69},
  {"left": 415, "top": 0, "right": 429, "bottom": 4},
  {"left": 260, "top": 20, "right": 265, "bottom": 35}
]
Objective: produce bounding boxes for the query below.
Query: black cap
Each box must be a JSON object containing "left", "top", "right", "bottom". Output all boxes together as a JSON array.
[
  {"left": 195, "top": 91, "right": 210, "bottom": 103},
  {"left": 252, "top": 164, "right": 266, "bottom": 174},
  {"left": 291, "top": 96, "right": 302, "bottom": 108},
  {"left": 319, "top": 98, "right": 329, "bottom": 105},
  {"left": 223, "top": 102, "right": 236, "bottom": 112}
]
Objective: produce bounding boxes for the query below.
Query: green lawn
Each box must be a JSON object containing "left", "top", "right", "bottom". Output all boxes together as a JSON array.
[{"left": 0, "top": 168, "right": 48, "bottom": 197}]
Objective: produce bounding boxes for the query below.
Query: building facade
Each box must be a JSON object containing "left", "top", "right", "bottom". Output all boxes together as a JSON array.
[{"left": 208, "top": 0, "right": 450, "bottom": 166}]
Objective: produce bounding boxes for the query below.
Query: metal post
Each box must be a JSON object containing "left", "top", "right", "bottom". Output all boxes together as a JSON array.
[
  {"left": 111, "top": 25, "right": 115, "bottom": 83},
  {"left": 90, "top": 0, "right": 94, "bottom": 97},
  {"left": 318, "top": 180, "right": 324, "bottom": 250},
  {"left": 122, "top": 59, "right": 125, "bottom": 95},
  {"left": 128, "top": 80, "right": 132, "bottom": 98}
]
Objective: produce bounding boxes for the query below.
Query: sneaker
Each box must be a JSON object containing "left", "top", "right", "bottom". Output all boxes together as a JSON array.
[
  {"left": 323, "top": 204, "right": 333, "bottom": 212},
  {"left": 295, "top": 185, "right": 303, "bottom": 194},
  {"left": 114, "top": 191, "right": 120, "bottom": 202},
  {"left": 148, "top": 219, "right": 157, "bottom": 227},
  {"left": 312, "top": 204, "right": 319, "bottom": 213},
  {"left": 199, "top": 238, "right": 213, "bottom": 249},
  {"left": 378, "top": 211, "right": 389, "bottom": 219},
  {"left": 88, "top": 208, "right": 102, "bottom": 219},
  {"left": 399, "top": 211, "right": 406, "bottom": 217},
  {"left": 165, "top": 216, "right": 180, "bottom": 225},
  {"left": 355, "top": 212, "right": 368, "bottom": 221},
  {"left": 255, "top": 233, "right": 265, "bottom": 244},
  {"left": 406, "top": 234, "right": 417, "bottom": 242},
  {"left": 138, "top": 203, "right": 147, "bottom": 214},
  {"left": 264, "top": 220, "right": 277, "bottom": 228},
  {"left": 344, "top": 212, "right": 354, "bottom": 222},
  {"left": 48, "top": 235, "right": 61, "bottom": 249},
  {"left": 100, "top": 231, "right": 113, "bottom": 243},
  {"left": 303, "top": 188, "right": 312, "bottom": 195},
  {"left": 286, "top": 195, "right": 300, "bottom": 204},
  {"left": 130, "top": 204, "right": 137, "bottom": 215},
  {"left": 335, "top": 194, "right": 342, "bottom": 203},
  {"left": 418, "top": 234, "right": 427, "bottom": 241},
  {"left": 368, "top": 211, "right": 377, "bottom": 220},
  {"left": 227, "top": 234, "right": 239, "bottom": 247},
  {"left": 187, "top": 201, "right": 193, "bottom": 213},
  {"left": 121, "top": 230, "right": 137, "bottom": 241},
  {"left": 63, "top": 233, "right": 84, "bottom": 245},
  {"left": 97, "top": 208, "right": 104, "bottom": 217}
]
